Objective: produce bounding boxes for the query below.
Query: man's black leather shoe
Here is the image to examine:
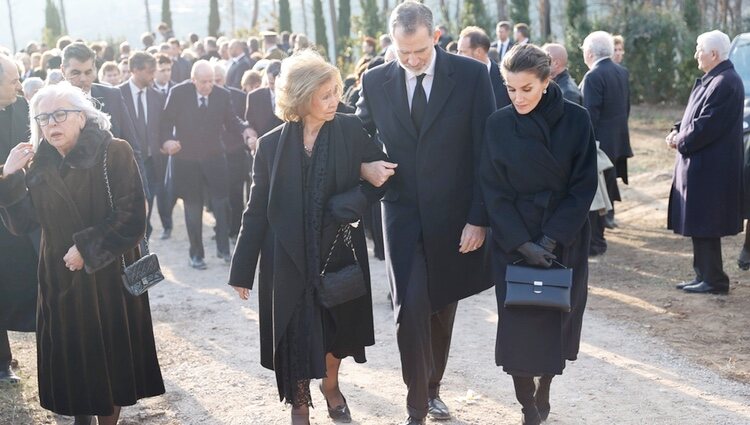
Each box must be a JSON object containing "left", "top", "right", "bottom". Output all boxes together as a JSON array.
[
  {"left": 0, "top": 365, "right": 20, "bottom": 383},
  {"left": 189, "top": 256, "right": 207, "bottom": 270},
  {"left": 401, "top": 417, "right": 424, "bottom": 425},
  {"left": 428, "top": 397, "right": 451, "bottom": 420},
  {"left": 683, "top": 281, "right": 728, "bottom": 294},
  {"left": 160, "top": 228, "right": 172, "bottom": 240},
  {"left": 738, "top": 248, "right": 750, "bottom": 270},
  {"left": 603, "top": 215, "right": 618, "bottom": 229},
  {"left": 675, "top": 279, "right": 700, "bottom": 289}
]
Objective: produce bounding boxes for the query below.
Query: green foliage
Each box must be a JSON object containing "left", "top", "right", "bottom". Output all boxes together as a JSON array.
[
  {"left": 43, "top": 0, "right": 63, "bottom": 47},
  {"left": 313, "top": 0, "right": 329, "bottom": 51},
  {"left": 338, "top": 0, "right": 351, "bottom": 40},
  {"left": 461, "top": 0, "right": 493, "bottom": 36},
  {"left": 208, "top": 0, "right": 220, "bottom": 36},
  {"left": 359, "top": 0, "right": 382, "bottom": 38},
  {"left": 161, "top": 0, "right": 172, "bottom": 29},
  {"left": 683, "top": 0, "right": 700, "bottom": 32},
  {"left": 565, "top": 0, "right": 591, "bottom": 83},
  {"left": 279, "top": 0, "right": 292, "bottom": 32},
  {"left": 510, "top": 0, "right": 530, "bottom": 28}
]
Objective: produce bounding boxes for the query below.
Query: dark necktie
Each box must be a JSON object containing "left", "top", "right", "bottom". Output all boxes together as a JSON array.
[
  {"left": 200, "top": 96, "right": 207, "bottom": 110},
  {"left": 411, "top": 73, "right": 427, "bottom": 133}
]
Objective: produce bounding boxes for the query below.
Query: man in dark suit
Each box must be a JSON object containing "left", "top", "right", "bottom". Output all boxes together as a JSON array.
[
  {"left": 226, "top": 39, "right": 256, "bottom": 90},
  {"left": 667, "top": 30, "right": 744, "bottom": 294},
  {"left": 60, "top": 42, "right": 148, "bottom": 192},
  {"left": 0, "top": 55, "right": 38, "bottom": 383},
  {"left": 119, "top": 52, "right": 170, "bottom": 240},
  {"left": 168, "top": 38, "right": 191, "bottom": 83},
  {"left": 490, "top": 21, "right": 514, "bottom": 60},
  {"left": 580, "top": 31, "right": 632, "bottom": 255},
  {"left": 356, "top": 3, "right": 495, "bottom": 424},
  {"left": 153, "top": 53, "right": 176, "bottom": 96},
  {"left": 160, "top": 60, "right": 251, "bottom": 269},
  {"left": 544, "top": 43, "right": 582, "bottom": 105},
  {"left": 244, "top": 60, "right": 283, "bottom": 140},
  {"left": 213, "top": 62, "right": 252, "bottom": 239},
  {"left": 457, "top": 26, "right": 511, "bottom": 109}
]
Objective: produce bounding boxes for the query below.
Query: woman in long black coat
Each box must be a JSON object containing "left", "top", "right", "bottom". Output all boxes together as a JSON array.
[
  {"left": 480, "top": 45, "right": 597, "bottom": 425},
  {"left": 228, "top": 51, "right": 388, "bottom": 425},
  {"left": 0, "top": 82, "right": 164, "bottom": 425}
]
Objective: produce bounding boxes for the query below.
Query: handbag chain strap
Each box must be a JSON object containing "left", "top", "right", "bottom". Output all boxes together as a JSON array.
[
  {"left": 102, "top": 145, "right": 149, "bottom": 272},
  {"left": 320, "top": 224, "right": 358, "bottom": 276}
]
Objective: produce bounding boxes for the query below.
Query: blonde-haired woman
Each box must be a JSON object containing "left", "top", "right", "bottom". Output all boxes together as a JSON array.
[
  {"left": 229, "top": 50, "right": 390, "bottom": 424},
  {"left": 0, "top": 82, "right": 164, "bottom": 425}
]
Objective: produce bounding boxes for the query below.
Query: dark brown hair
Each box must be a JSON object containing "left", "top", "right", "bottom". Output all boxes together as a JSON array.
[{"left": 501, "top": 44, "right": 551, "bottom": 81}]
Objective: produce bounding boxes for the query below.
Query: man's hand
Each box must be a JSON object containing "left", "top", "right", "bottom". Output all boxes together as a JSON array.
[
  {"left": 459, "top": 224, "right": 486, "bottom": 254},
  {"left": 360, "top": 161, "right": 398, "bottom": 187},
  {"left": 244, "top": 128, "right": 259, "bottom": 152},
  {"left": 665, "top": 130, "right": 678, "bottom": 149},
  {"left": 161, "top": 140, "right": 182, "bottom": 155},
  {"left": 232, "top": 286, "right": 250, "bottom": 300},
  {"left": 63, "top": 245, "right": 84, "bottom": 272}
]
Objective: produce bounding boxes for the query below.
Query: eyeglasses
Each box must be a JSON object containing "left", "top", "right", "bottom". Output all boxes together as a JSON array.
[{"left": 33, "top": 109, "right": 82, "bottom": 126}]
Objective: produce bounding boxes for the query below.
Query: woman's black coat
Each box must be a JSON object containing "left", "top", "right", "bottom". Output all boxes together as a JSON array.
[
  {"left": 228, "top": 113, "right": 387, "bottom": 372},
  {"left": 480, "top": 85, "right": 597, "bottom": 376}
]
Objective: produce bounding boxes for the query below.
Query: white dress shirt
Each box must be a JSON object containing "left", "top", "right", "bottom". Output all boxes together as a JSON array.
[
  {"left": 197, "top": 92, "right": 208, "bottom": 108},
  {"left": 403, "top": 47, "right": 438, "bottom": 110},
  {"left": 128, "top": 79, "right": 148, "bottom": 124}
]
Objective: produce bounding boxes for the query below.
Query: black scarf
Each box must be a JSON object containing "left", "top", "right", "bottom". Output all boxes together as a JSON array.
[{"left": 513, "top": 80, "right": 565, "bottom": 149}]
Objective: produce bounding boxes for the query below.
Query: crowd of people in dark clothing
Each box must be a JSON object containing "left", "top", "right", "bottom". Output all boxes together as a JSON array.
[{"left": 0, "top": 1, "right": 746, "bottom": 424}]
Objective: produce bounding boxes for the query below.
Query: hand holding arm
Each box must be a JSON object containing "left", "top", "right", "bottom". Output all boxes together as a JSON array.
[{"left": 360, "top": 161, "right": 397, "bottom": 187}]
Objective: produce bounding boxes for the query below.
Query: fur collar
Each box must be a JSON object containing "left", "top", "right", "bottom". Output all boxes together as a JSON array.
[{"left": 33, "top": 121, "right": 112, "bottom": 171}]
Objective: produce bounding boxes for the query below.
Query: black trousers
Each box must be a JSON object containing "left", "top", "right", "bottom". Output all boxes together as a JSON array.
[
  {"left": 396, "top": 243, "right": 457, "bottom": 419},
  {"left": 226, "top": 151, "right": 249, "bottom": 237},
  {"left": 692, "top": 237, "right": 730, "bottom": 288},
  {"left": 0, "top": 330, "right": 11, "bottom": 368},
  {"left": 142, "top": 156, "right": 162, "bottom": 238},
  {"left": 589, "top": 211, "right": 607, "bottom": 253},
  {"left": 185, "top": 197, "right": 230, "bottom": 259},
  {"left": 156, "top": 156, "right": 175, "bottom": 232}
]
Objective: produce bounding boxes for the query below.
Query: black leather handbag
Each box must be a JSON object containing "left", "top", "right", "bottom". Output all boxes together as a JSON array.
[
  {"left": 504, "top": 260, "right": 572, "bottom": 312},
  {"left": 318, "top": 224, "right": 367, "bottom": 308},
  {"left": 103, "top": 145, "right": 165, "bottom": 297}
]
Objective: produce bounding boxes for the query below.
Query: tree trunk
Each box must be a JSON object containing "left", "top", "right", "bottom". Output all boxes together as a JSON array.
[
  {"left": 382, "top": 0, "right": 389, "bottom": 17},
  {"left": 301, "top": 0, "right": 308, "bottom": 35},
  {"left": 538, "top": 0, "right": 550, "bottom": 41},
  {"left": 144, "top": 0, "right": 153, "bottom": 33},
  {"left": 497, "top": 0, "right": 507, "bottom": 20},
  {"left": 731, "top": 0, "right": 741, "bottom": 35},
  {"left": 58, "top": 0, "right": 68, "bottom": 34},
  {"left": 328, "top": 0, "right": 338, "bottom": 62},
  {"left": 6, "top": 0, "right": 17, "bottom": 52},
  {"left": 439, "top": 0, "right": 450, "bottom": 27},
  {"left": 251, "top": 0, "right": 259, "bottom": 29}
]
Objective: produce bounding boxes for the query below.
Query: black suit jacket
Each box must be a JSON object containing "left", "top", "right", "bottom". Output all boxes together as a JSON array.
[
  {"left": 170, "top": 57, "right": 192, "bottom": 83},
  {"left": 491, "top": 39, "right": 514, "bottom": 59},
  {"left": 160, "top": 81, "right": 246, "bottom": 162},
  {"left": 554, "top": 69, "right": 583, "bottom": 105},
  {"left": 224, "top": 85, "right": 249, "bottom": 154},
  {"left": 226, "top": 55, "right": 256, "bottom": 89},
  {"left": 119, "top": 82, "right": 167, "bottom": 157},
  {"left": 356, "top": 47, "right": 496, "bottom": 318},
  {"left": 579, "top": 58, "right": 632, "bottom": 163},
  {"left": 90, "top": 83, "right": 148, "bottom": 188},
  {"left": 245, "top": 87, "right": 283, "bottom": 138},
  {"left": 153, "top": 81, "right": 175, "bottom": 96},
  {"left": 489, "top": 60, "right": 511, "bottom": 109}
]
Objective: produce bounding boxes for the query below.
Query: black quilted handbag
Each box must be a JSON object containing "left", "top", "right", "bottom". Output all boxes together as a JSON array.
[
  {"left": 317, "top": 224, "right": 367, "bottom": 308},
  {"left": 103, "top": 145, "right": 165, "bottom": 297},
  {"left": 504, "top": 260, "right": 572, "bottom": 312}
]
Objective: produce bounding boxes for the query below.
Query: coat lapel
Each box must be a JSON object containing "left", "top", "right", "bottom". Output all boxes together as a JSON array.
[
  {"left": 267, "top": 123, "right": 306, "bottom": 275},
  {"left": 420, "top": 48, "right": 455, "bottom": 136},
  {"left": 382, "top": 64, "right": 418, "bottom": 140}
]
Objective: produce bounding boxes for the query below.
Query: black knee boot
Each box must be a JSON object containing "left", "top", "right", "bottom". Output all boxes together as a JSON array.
[
  {"left": 512, "top": 376, "right": 540, "bottom": 425},
  {"left": 73, "top": 415, "right": 93, "bottom": 425},
  {"left": 535, "top": 375, "right": 554, "bottom": 421}
]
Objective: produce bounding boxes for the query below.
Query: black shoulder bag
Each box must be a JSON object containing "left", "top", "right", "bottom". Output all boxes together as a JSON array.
[
  {"left": 504, "top": 260, "right": 573, "bottom": 312},
  {"left": 103, "top": 145, "right": 165, "bottom": 296},
  {"left": 317, "top": 224, "right": 368, "bottom": 308}
]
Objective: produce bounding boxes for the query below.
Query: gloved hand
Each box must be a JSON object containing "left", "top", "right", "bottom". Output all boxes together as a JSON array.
[
  {"left": 536, "top": 235, "right": 557, "bottom": 253},
  {"left": 517, "top": 241, "right": 557, "bottom": 268}
]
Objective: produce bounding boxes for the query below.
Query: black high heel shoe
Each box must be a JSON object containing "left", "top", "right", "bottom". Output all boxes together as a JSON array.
[
  {"left": 738, "top": 247, "right": 750, "bottom": 270},
  {"left": 319, "top": 383, "right": 352, "bottom": 423}
]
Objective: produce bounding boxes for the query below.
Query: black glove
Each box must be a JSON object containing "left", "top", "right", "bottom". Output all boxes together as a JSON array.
[
  {"left": 517, "top": 241, "right": 557, "bottom": 268},
  {"left": 536, "top": 235, "right": 557, "bottom": 253}
]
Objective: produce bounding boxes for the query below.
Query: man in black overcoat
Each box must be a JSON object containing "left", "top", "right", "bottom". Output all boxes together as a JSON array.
[
  {"left": 457, "top": 26, "right": 511, "bottom": 110},
  {"left": 544, "top": 43, "right": 582, "bottom": 105},
  {"left": 225, "top": 40, "right": 256, "bottom": 90},
  {"left": 666, "top": 30, "right": 744, "bottom": 294},
  {"left": 244, "top": 60, "right": 283, "bottom": 140},
  {"left": 579, "top": 31, "right": 632, "bottom": 253},
  {"left": 356, "top": 3, "right": 495, "bottom": 423},
  {"left": 160, "top": 60, "right": 250, "bottom": 269},
  {"left": 119, "top": 52, "right": 169, "bottom": 240},
  {"left": 0, "top": 54, "right": 38, "bottom": 383},
  {"left": 60, "top": 43, "right": 149, "bottom": 193}
]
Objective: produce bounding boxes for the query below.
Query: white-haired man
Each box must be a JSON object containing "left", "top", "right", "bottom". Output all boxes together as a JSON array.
[
  {"left": 667, "top": 30, "right": 744, "bottom": 294},
  {"left": 580, "top": 30, "right": 632, "bottom": 256}
]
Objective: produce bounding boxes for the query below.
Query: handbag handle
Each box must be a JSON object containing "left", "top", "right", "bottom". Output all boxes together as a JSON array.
[
  {"left": 320, "top": 224, "right": 358, "bottom": 277},
  {"left": 103, "top": 145, "right": 149, "bottom": 272},
  {"left": 512, "top": 258, "right": 567, "bottom": 269}
]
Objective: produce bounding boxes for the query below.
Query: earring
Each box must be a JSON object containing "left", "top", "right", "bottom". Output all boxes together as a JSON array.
[{"left": 543, "top": 88, "right": 547, "bottom": 94}]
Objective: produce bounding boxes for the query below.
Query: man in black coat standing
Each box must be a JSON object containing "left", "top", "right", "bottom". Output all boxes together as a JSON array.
[
  {"left": 490, "top": 21, "right": 514, "bottom": 61},
  {"left": 457, "top": 26, "right": 511, "bottom": 109},
  {"left": 0, "top": 54, "right": 38, "bottom": 383},
  {"left": 119, "top": 52, "right": 169, "bottom": 240},
  {"left": 356, "top": 3, "right": 495, "bottom": 424},
  {"left": 544, "top": 43, "right": 582, "bottom": 105},
  {"left": 667, "top": 30, "right": 744, "bottom": 294},
  {"left": 580, "top": 31, "right": 632, "bottom": 254},
  {"left": 160, "top": 60, "right": 251, "bottom": 269},
  {"left": 225, "top": 39, "right": 256, "bottom": 90}
]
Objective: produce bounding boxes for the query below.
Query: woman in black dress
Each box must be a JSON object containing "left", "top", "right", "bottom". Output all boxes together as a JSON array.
[
  {"left": 228, "top": 50, "right": 389, "bottom": 424},
  {"left": 480, "top": 45, "right": 598, "bottom": 425}
]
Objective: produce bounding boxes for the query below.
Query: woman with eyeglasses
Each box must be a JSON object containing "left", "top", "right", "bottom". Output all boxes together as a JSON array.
[{"left": 0, "top": 82, "right": 164, "bottom": 425}]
